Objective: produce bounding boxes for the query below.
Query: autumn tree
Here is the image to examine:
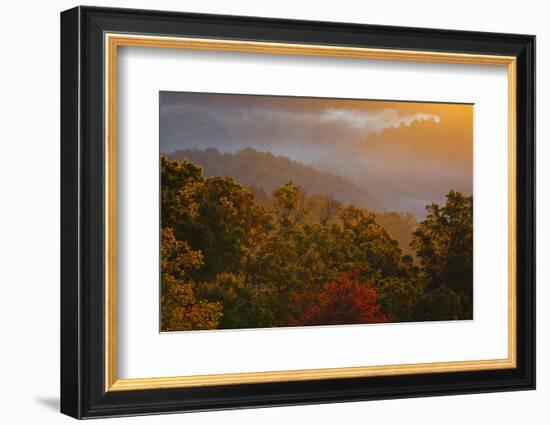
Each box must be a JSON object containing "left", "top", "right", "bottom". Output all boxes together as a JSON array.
[
  {"left": 300, "top": 268, "right": 388, "bottom": 326},
  {"left": 161, "top": 155, "right": 204, "bottom": 230},
  {"left": 160, "top": 228, "right": 222, "bottom": 331}
]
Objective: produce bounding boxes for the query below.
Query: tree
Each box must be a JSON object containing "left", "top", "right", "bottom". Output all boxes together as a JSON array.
[
  {"left": 337, "top": 205, "right": 409, "bottom": 280},
  {"left": 272, "top": 181, "right": 309, "bottom": 232},
  {"left": 197, "top": 273, "right": 275, "bottom": 329},
  {"left": 162, "top": 156, "right": 273, "bottom": 283},
  {"left": 411, "top": 190, "right": 473, "bottom": 319},
  {"left": 160, "top": 155, "right": 473, "bottom": 330},
  {"left": 372, "top": 276, "right": 422, "bottom": 322},
  {"left": 413, "top": 284, "right": 462, "bottom": 321},
  {"left": 160, "top": 228, "right": 222, "bottom": 331},
  {"left": 319, "top": 195, "right": 342, "bottom": 226},
  {"left": 161, "top": 155, "right": 204, "bottom": 230},
  {"left": 192, "top": 176, "right": 273, "bottom": 282},
  {"left": 298, "top": 268, "right": 388, "bottom": 326}
]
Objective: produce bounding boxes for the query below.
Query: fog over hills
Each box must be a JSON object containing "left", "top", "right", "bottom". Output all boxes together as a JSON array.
[
  {"left": 160, "top": 92, "right": 473, "bottom": 217},
  {"left": 167, "top": 147, "right": 384, "bottom": 211}
]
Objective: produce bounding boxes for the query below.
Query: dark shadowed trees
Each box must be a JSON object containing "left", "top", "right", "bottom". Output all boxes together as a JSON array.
[{"left": 411, "top": 190, "right": 473, "bottom": 319}]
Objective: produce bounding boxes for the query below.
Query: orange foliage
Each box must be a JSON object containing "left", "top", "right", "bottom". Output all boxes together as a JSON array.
[{"left": 292, "top": 268, "right": 388, "bottom": 326}]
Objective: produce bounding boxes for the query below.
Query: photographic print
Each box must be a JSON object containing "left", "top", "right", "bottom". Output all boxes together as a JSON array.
[{"left": 160, "top": 92, "right": 473, "bottom": 332}]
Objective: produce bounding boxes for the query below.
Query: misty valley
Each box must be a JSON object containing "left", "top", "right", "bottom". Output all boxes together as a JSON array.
[{"left": 159, "top": 92, "right": 473, "bottom": 332}]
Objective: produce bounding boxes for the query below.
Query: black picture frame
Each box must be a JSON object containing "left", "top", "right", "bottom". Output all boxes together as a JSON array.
[{"left": 61, "top": 5, "right": 535, "bottom": 419}]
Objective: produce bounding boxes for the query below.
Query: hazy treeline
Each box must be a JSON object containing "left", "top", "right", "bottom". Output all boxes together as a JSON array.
[
  {"left": 169, "top": 147, "right": 383, "bottom": 211},
  {"left": 169, "top": 147, "right": 417, "bottom": 254},
  {"left": 161, "top": 156, "right": 473, "bottom": 331}
]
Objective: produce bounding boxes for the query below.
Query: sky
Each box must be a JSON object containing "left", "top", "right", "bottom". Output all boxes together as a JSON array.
[{"left": 160, "top": 91, "right": 473, "bottom": 217}]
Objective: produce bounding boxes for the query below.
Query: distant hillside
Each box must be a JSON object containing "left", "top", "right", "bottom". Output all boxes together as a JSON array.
[
  {"left": 375, "top": 211, "right": 418, "bottom": 257},
  {"left": 167, "top": 147, "right": 383, "bottom": 210}
]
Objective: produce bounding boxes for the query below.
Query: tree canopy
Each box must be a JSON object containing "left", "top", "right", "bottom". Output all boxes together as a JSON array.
[{"left": 160, "top": 156, "right": 473, "bottom": 331}]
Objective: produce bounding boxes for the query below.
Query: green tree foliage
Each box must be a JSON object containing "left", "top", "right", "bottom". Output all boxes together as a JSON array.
[
  {"left": 338, "top": 206, "right": 409, "bottom": 279},
  {"left": 411, "top": 190, "right": 473, "bottom": 319},
  {"left": 160, "top": 156, "right": 473, "bottom": 330},
  {"left": 197, "top": 273, "right": 274, "bottom": 329},
  {"left": 160, "top": 228, "right": 222, "bottom": 331},
  {"left": 372, "top": 275, "right": 422, "bottom": 322},
  {"left": 162, "top": 156, "right": 273, "bottom": 283},
  {"left": 413, "top": 284, "right": 463, "bottom": 321}
]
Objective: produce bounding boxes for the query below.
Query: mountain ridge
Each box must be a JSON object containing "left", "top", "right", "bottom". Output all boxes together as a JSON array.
[{"left": 167, "top": 147, "right": 383, "bottom": 211}]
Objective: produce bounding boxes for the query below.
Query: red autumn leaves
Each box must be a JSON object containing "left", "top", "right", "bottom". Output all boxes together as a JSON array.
[{"left": 290, "top": 268, "right": 388, "bottom": 326}]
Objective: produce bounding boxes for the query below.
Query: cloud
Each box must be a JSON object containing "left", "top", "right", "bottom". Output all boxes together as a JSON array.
[
  {"left": 161, "top": 101, "right": 441, "bottom": 158},
  {"left": 159, "top": 92, "right": 471, "bottom": 217},
  {"left": 320, "top": 107, "right": 440, "bottom": 132}
]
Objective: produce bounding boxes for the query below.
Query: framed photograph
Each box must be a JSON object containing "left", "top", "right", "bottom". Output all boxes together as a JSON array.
[{"left": 60, "top": 6, "right": 535, "bottom": 419}]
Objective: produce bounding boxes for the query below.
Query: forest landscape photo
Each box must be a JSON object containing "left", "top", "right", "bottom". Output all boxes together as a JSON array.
[{"left": 159, "top": 91, "right": 474, "bottom": 332}]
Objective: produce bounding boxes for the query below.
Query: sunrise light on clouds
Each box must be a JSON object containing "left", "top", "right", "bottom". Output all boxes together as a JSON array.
[{"left": 160, "top": 91, "right": 472, "bottom": 217}]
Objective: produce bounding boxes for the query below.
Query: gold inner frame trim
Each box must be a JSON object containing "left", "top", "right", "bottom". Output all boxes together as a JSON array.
[{"left": 104, "top": 33, "right": 518, "bottom": 392}]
